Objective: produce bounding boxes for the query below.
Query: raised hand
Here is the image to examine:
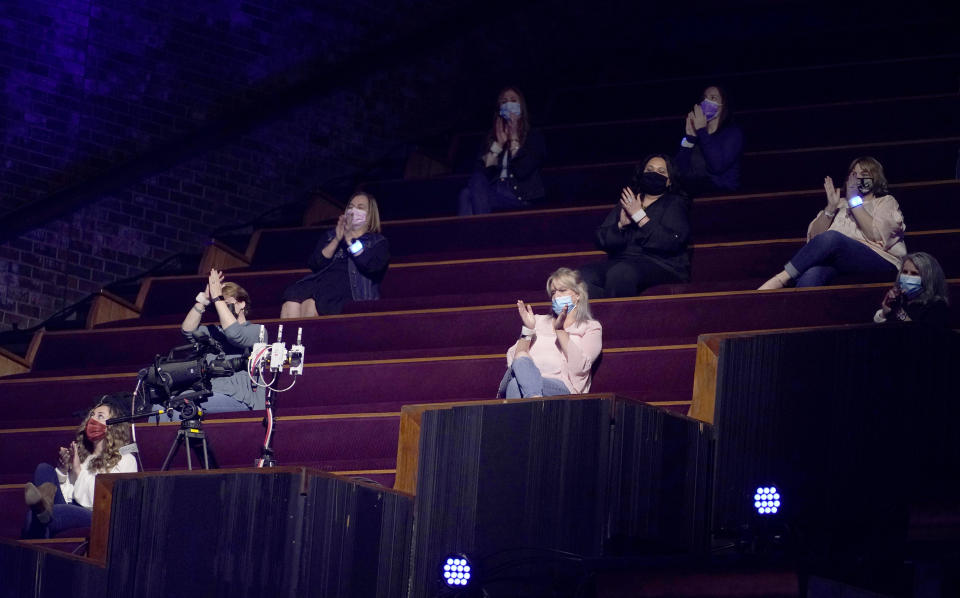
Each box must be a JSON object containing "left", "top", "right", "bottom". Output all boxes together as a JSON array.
[
  {"left": 685, "top": 111, "right": 696, "bottom": 136},
  {"left": 207, "top": 269, "right": 224, "bottom": 298},
  {"left": 517, "top": 300, "right": 536, "bottom": 329},
  {"left": 845, "top": 171, "right": 860, "bottom": 198},
  {"left": 70, "top": 441, "right": 81, "bottom": 473},
  {"left": 495, "top": 118, "right": 509, "bottom": 146},
  {"left": 335, "top": 215, "right": 347, "bottom": 241},
  {"left": 507, "top": 116, "right": 521, "bottom": 143},
  {"left": 553, "top": 305, "right": 569, "bottom": 330},
  {"left": 881, "top": 286, "right": 902, "bottom": 315},
  {"left": 619, "top": 187, "right": 643, "bottom": 218},
  {"left": 58, "top": 446, "right": 71, "bottom": 471},
  {"left": 692, "top": 104, "right": 707, "bottom": 130},
  {"left": 823, "top": 176, "right": 843, "bottom": 210}
]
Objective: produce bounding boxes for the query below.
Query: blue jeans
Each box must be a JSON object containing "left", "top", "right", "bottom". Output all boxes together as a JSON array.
[
  {"left": 499, "top": 356, "right": 571, "bottom": 399},
  {"left": 22, "top": 463, "right": 92, "bottom": 539},
  {"left": 458, "top": 171, "right": 523, "bottom": 215},
  {"left": 785, "top": 230, "right": 897, "bottom": 287}
]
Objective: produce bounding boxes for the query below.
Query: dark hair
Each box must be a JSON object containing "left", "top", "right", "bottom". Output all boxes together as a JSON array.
[
  {"left": 701, "top": 84, "right": 732, "bottom": 129},
  {"left": 489, "top": 86, "right": 530, "bottom": 146},
  {"left": 847, "top": 156, "right": 889, "bottom": 196},
  {"left": 901, "top": 252, "right": 949, "bottom": 307},
  {"left": 631, "top": 153, "right": 680, "bottom": 196},
  {"left": 75, "top": 401, "right": 132, "bottom": 472}
]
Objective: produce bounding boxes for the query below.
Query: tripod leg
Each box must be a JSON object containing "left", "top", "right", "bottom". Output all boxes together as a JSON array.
[
  {"left": 185, "top": 434, "right": 193, "bottom": 471},
  {"left": 161, "top": 431, "right": 185, "bottom": 472},
  {"left": 203, "top": 436, "right": 218, "bottom": 469}
]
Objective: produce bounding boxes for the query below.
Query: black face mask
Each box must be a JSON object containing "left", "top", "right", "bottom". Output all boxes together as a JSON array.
[
  {"left": 227, "top": 303, "right": 239, "bottom": 319},
  {"left": 856, "top": 177, "right": 874, "bottom": 194},
  {"left": 637, "top": 171, "right": 669, "bottom": 195}
]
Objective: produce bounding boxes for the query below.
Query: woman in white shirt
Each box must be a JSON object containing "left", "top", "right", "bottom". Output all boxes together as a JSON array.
[
  {"left": 498, "top": 268, "right": 603, "bottom": 399},
  {"left": 23, "top": 396, "right": 138, "bottom": 538}
]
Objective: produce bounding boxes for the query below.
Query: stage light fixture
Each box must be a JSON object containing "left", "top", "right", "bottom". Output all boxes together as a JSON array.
[
  {"left": 753, "top": 485, "right": 781, "bottom": 515},
  {"left": 440, "top": 553, "right": 473, "bottom": 588}
]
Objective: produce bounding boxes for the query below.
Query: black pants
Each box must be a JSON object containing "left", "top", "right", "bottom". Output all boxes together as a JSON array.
[{"left": 579, "top": 257, "right": 682, "bottom": 298}]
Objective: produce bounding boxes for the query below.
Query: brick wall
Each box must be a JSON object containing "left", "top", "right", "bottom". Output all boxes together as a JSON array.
[
  {"left": 1, "top": 1, "right": 947, "bottom": 330},
  {"left": 0, "top": 1, "right": 614, "bottom": 330}
]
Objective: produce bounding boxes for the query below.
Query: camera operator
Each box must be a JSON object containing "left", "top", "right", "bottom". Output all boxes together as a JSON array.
[{"left": 181, "top": 269, "right": 266, "bottom": 414}]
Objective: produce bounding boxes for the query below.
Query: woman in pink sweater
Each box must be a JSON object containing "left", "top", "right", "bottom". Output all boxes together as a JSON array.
[
  {"left": 497, "top": 268, "right": 603, "bottom": 399},
  {"left": 760, "top": 156, "right": 905, "bottom": 289}
]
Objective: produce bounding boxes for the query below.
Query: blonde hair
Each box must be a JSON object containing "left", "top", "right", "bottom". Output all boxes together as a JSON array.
[
  {"left": 74, "top": 404, "right": 131, "bottom": 472},
  {"left": 221, "top": 281, "right": 250, "bottom": 316},
  {"left": 349, "top": 192, "right": 382, "bottom": 234},
  {"left": 545, "top": 268, "right": 593, "bottom": 324}
]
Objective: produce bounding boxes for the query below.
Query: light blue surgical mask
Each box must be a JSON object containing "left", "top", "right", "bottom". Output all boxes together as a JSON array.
[
  {"left": 551, "top": 295, "right": 575, "bottom": 315},
  {"left": 499, "top": 101, "right": 522, "bottom": 120},
  {"left": 897, "top": 274, "right": 923, "bottom": 298}
]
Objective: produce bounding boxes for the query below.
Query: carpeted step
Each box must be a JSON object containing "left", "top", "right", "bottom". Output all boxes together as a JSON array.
[
  {"left": 250, "top": 180, "right": 960, "bottom": 268},
  {"left": 451, "top": 94, "right": 958, "bottom": 170},
  {"left": 20, "top": 283, "right": 960, "bottom": 378},
  {"left": 0, "top": 415, "right": 402, "bottom": 487},
  {"left": 113, "top": 227, "right": 960, "bottom": 325},
  {"left": 1, "top": 345, "right": 698, "bottom": 428},
  {"left": 544, "top": 54, "right": 960, "bottom": 124}
]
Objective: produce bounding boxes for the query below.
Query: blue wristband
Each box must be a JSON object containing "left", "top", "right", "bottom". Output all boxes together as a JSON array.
[
  {"left": 348, "top": 239, "right": 363, "bottom": 255},
  {"left": 847, "top": 195, "right": 863, "bottom": 208}
]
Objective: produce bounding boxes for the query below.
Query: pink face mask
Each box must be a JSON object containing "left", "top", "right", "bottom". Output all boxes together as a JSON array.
[{"left": 344, "top": 208, "right": 367, "bottom": 228}]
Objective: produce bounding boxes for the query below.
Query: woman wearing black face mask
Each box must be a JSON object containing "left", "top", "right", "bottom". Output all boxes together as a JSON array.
[
  {"left": 760, "top": 156, "right": 906, "bottom": 289},
  {"left": 579, "top": 154, "right": 691, "bottom": 298},
  {"left": 181, "top": 271, "right": 266, "bottom": 414}
]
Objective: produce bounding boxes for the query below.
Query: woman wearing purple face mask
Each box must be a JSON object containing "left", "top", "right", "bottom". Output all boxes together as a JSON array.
[
  {"left": 280, "top": 192, "right": 390, "bottom": 318},
  {"left": 22, "top": 396, "right": 137, "bottom": 539},
  {"left": 675, "top": 85, "right": 743, "bottom": 195},
  {"left": 457, "top": 86, "right": 546, "bottom": 215},
  {"left": 874, "top": 252, "right": 950, "bottom": 325}
]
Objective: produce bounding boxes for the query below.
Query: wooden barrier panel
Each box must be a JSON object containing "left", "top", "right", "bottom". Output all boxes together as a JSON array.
[{"left": 406, "top": 397, "right": 713, "bottom": 597}]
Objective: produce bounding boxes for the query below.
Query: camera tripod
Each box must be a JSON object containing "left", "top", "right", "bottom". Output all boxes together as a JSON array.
[{"left": 160, "top": 414, "right": 218, "bottom": 471}]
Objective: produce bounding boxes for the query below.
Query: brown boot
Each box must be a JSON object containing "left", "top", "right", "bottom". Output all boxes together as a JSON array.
[{"left": 24, "top": 482, "right": 57, "bottom": 524}]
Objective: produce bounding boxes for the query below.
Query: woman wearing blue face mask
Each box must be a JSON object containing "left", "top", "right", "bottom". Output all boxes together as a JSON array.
[
  {"left": 457, "top": 86, "right": 546, "bottom": 215},
  {"left": 579, "top": 154, "right": 691, "bottom": 298},
  {"left": 760, "top": 156, "right": 905, "bottom": 289},
  {"left": 675, "top": 85, "right": 743, "bottom": 195},
  {"left": 874, "top": 252, "right": 950, "bottom": 325},
  {"left": 280, "top": 192, "right": 390, "bottom": 318},
  {"left": 498, "top": 268, "right": 602, "bottom": 399}
]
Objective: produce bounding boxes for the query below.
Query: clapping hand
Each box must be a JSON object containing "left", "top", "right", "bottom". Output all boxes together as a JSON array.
[
  {"left": 553, "top": 305, "right": 569, "bottom": 330},
  {"left": 881, "top": 286, "right": 902, "bottom": 316},
  {"left": 203, "top": 269, "right": 224, "bottom": 300},
  {"left": 495, "top": 118, "right": 509, "bottom": 147},
  {"left": 619, "top": 187, "right": 643, "bottom": 218},
  {"left": 58, "top": 446, "right": 71, "bottom": 471},
  {"left": 335, "top": 215, "right": 348, "bottom": 241},
  {"left": 692, "top": 103, "right": 708, "bottom": 130},
  {"left": 685, "top": 111, "right": 696, "bottom": 136},
  {"left": 823, "top": 176, "right": 844, "bottom": 211},
  {"left": 70, "top": 441, "right": 81, "bottom": 473},
  {"left": 207, "top": 269, "right": 224, "bottom": 299},
  {"left": 517, "top": 300, "right": 536, "bottom": 329},
  {"left": 845, "top": 171, "right": 860, "bottom": 199}
]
